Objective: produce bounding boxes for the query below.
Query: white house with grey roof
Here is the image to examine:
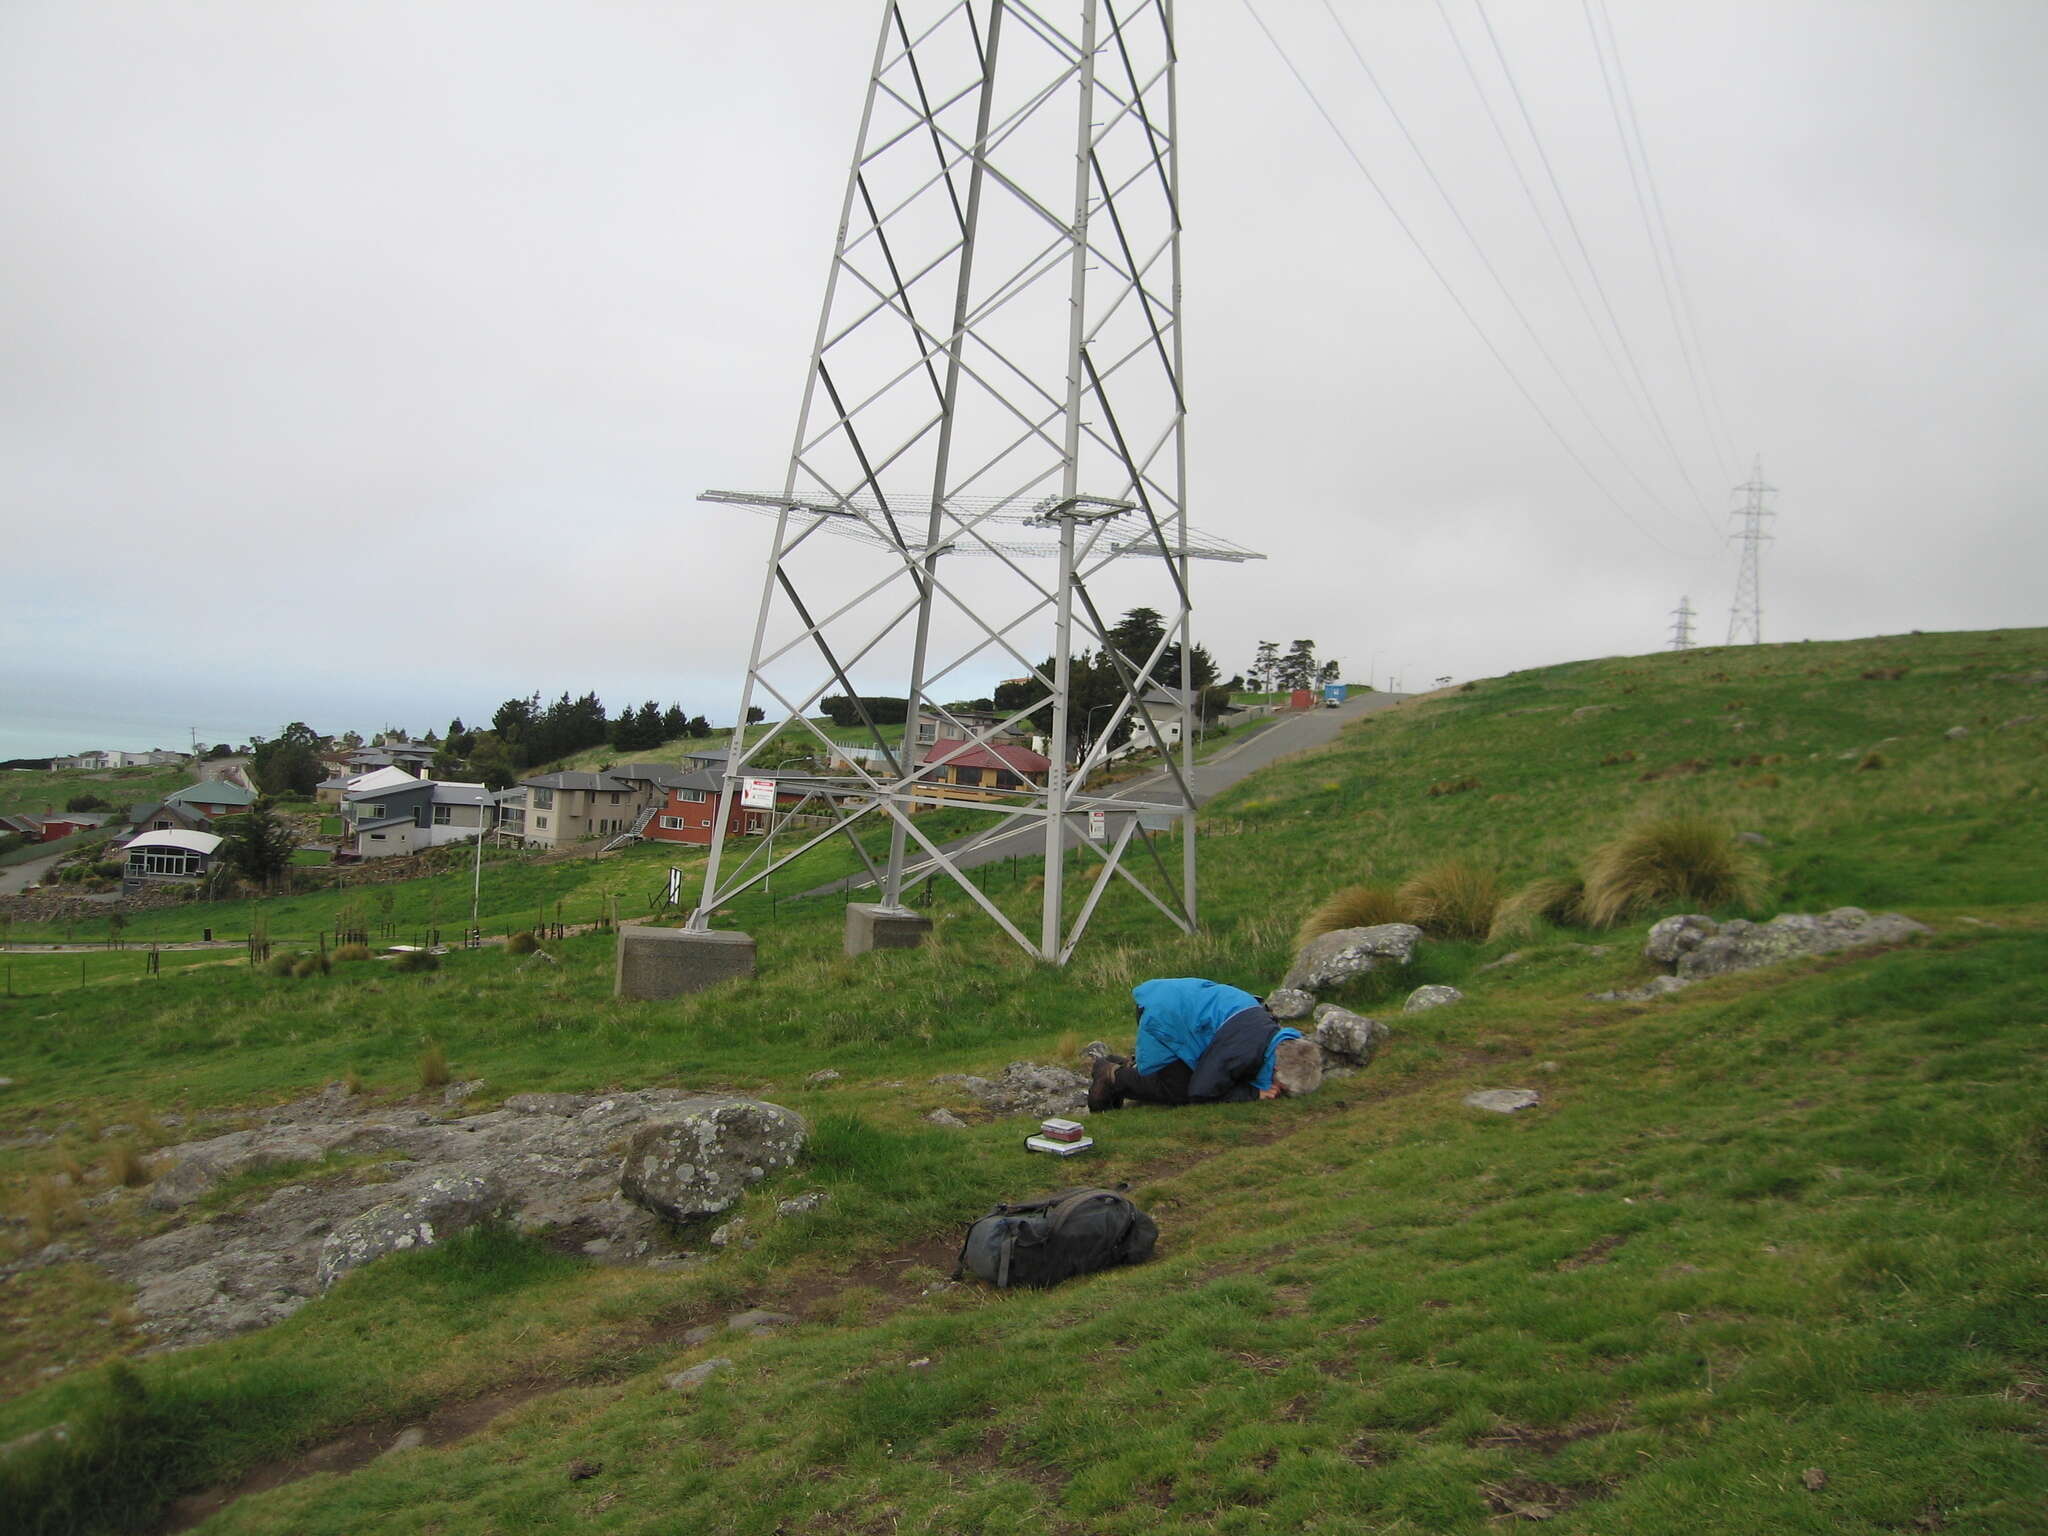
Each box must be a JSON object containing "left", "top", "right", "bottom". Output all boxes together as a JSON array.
[{"left": 343, "top": 774, "right": 502, "bottom": 859}]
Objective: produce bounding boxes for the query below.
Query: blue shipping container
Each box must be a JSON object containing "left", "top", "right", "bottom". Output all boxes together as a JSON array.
[{"left": 1321, "top": 683, "right": 1347, "bottom": 706}]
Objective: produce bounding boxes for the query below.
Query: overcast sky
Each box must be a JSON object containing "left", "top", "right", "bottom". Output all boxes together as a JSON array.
[{"left": 3, "top": 0, "right": 2042, "bottom": 758}]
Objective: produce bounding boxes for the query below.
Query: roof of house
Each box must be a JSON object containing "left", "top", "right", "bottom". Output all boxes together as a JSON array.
[
  {"left": 521, "top": 771, "right": 633, "bottom": 793},
  {"left": 0, "top": 813, "right": 44, "bottom": 833},
  {"left": 610, "top": 762, "right": 690, "bottom": 782},
  {"left": 167, "top": 780, "right": 255, "bottom": 807},
  {"left": 47, "top": 812, "right": 108, "bottom": 827},
  {"left": 428, "top": 782, "right": 492, "bottom": 807},
  {"left": 920, "top": 738, "right": 1052, "bottom": 774},
  {"left": 129, "top": 800, "right": 209, "bottom": 826},
  {"left": 341, "top": 767, "right": 422, "bottom": 799},
  {"left": 126, "top": 829, "right": 223, "bottom": 856}
]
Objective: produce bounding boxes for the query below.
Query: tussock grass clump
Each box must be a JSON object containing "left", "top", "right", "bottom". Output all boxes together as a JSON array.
[
  {"left": 1294, "top": 883, "right": 1406, "bottom": 949},
  {"left": 1600, "top": 751, "right": 1638, "bottom": 766},
  {"left": 24, "top": 1176, "right": 78, "bottom": 1247},
  {"left": 1580, "top": 814, "right": 1768, "bottom": 928},
  {"left": 291, "top": 954, "right": 330, "bottom": 980},
  {"left": 505, "top": 931, "right": 539, "bottom": 956},
  {"left": 1395, "top": 860, "right": 1505, "bottom": 941},
  {"left": 264, "top": 954, "right": 297, "bottom": 979},
  {"left": 102, "top": 1142, "right": 151, "bottom": 1189},
  {"left": 1488, "top": 875, "right": 1586, "bottom": 942},
  {"left": 333, "top": 943, "right": 371, "bottom": 963},
  {"left": 1426, "top": 776, "right": 1481, "bottom": 797},
  {"left": 393, "top": 949, "right": 439, "bottom": 974},
  {"left": 1856, "top": 750, "right": 1887, "bottom": 772},
  {"left": 417, "top": 1042, "right": 450, "bottom": 1089}
]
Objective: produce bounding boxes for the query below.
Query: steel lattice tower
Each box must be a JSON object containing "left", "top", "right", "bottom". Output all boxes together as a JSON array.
[
  {"left": 1725, "top": 456, "right": 1775, "bottom": 645},
  {"left": 1668, "top": 595, "right": 1695, "bottom": 650},
  {"left": 692, "top": 0, "right": 1256, "bottom": 964}
]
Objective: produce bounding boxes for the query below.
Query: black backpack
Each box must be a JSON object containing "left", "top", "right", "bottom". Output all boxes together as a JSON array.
[{"left": 953, "top": 1186, "right": 1159, "bottom": 1290}]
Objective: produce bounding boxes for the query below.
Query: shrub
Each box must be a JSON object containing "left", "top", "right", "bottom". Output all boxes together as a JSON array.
[
  {"left": 1294, "top": 883, "right": 1406, "bottom": 949},
  {"left": 333, "top": 943, "right": 371, "bottom": 962},
  {"left": 1855, "top": 750, "right": 1887, "bottom": 772},
  {"left": 418, "top": 1042, "right": 450, "bottom": 1089},
  {"left": 265, "top": 954, "right": 297, "bottom": 979},
  {"left": 394, "top": 949, "right": 440, "bottom": 974},
  {"left": 1426, "top": 776, "right": 1481, "bottom": 797},
  {"left": 1488, "top": 875, "right": 1586, "bottom": 942},
  {"left": 291, "top": 954, "right": 330, "bottom": 979},
  {"left": 505, "top": 930, "right": 539, "bottom": 956},
  {"left": 1580, "top": 814, "right": 1768, "bottom": 929},
  {"left": 1395, "top": 860, "right": 1504, "bottom": 941}
]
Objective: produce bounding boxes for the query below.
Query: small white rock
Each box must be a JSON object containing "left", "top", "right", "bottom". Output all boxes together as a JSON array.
[{"left": 1464, "top": 1088, "right": 1541, "bottom": 1114}]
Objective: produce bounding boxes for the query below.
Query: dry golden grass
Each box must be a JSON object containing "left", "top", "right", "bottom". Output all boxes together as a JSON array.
[
  {"left": 333, "top": 943, "right": 372, "bottom": 962},
  {"left": 1487, "top": 875, "right": 1587, "bottom": 943},
  {"left": 101, "top": 1142, "right": 151, "bottom": 1189},
  {"left": 1293, "top": 883, "right": 1407, "bottom": 949},
  {"left": 418, "top": 1042, "right": 450, "bottom": 1089},
  {"left": 1579, "top": 814, "right": 1769, "bottom": 928},
  {"left": 24, "top": 1176, "right": 78, "bottom": 1247},
  {"left": 1395, "top": 860, "right": 1506, "bottom": 941}
]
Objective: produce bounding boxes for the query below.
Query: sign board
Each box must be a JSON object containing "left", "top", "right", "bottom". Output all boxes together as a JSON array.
[
  {"left": 665, "top": 867, "right": 683, "bottom": 906},
  {"left": 740, "top": 777, "right": 777, "bottom": 810},
  {"left": 1087, "top": 809, "right": 1107, "bottom": 840}
]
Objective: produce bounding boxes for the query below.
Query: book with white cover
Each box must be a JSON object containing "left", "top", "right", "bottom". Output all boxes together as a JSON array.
[{"left": 1024, "top": 1134, "right": 1096, "bottom": 1156}]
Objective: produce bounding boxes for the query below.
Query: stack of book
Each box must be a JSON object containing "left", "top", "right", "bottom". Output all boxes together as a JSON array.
[{"left": 1025, "top": 1117, "right": 1095, "bottom": 1156}]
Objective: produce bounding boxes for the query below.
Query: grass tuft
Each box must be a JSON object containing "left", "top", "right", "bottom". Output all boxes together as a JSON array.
[
  {"left": 1294, "top": 883, "right": 1406, "bottom": 948},
  {"left": 394, "top": 949, "right": 440, "bottom": 974},
  {"left": 505, "top": 930, "right": 540, "bottom": 956},
  {"left": 101, "top": 1143, "right": 151, "bottom": 1189},
  {"left": 290, "top": 954, "right": 329, "bottom": 980},
  {"left": 1856, "top": 750, "right": 1888, "bottom": 771},
  {"left": 332, "top": 943, "right": 371, "bottom": 963},
  {"left": 418, "top": 1042, "right": 450, "bottom": 1089},
  {"left": 1580, "top": 813, "right": 1768, "bottom": 928},
  {"left": 1488, "top": 875, "right": 1586, "bottom": 942},
  {"left": 1395, "top": 860, "right": 1505, "bottom": 941}
]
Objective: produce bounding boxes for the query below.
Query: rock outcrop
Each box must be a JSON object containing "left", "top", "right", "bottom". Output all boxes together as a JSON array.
[
  {"left": 1403, "top": 985, "right": 1463, "bottom": 1013},
  {"left": 1310, "top": 1005, "right": 1388, "bottom": 1068},
  {"left": 1280, "top": 924, "right": 1423, "bottom": 994},
  {"left": 1644, "top": 907, "right": 1930, "bottom": 980},
  {"left": 49, "top": 1086, "right": 807, "bottom": 1352},
  {"left": 929, "top": 1061, "right": 1088, "bottom": 1118}
]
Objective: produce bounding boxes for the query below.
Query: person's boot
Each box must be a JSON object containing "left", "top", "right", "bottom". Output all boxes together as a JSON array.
[{"left": 1087, "top": 1055, "right": 1124, "bottom": 1112}]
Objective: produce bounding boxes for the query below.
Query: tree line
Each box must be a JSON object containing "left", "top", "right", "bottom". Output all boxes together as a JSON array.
[{"left": 1248, "top": 639, "right": 1343, "bottom": 694}]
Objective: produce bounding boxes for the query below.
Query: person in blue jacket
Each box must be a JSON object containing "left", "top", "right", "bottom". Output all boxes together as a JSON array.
[{"left": 1088, "top": 977, "right": 1323, "bottom": 1111}]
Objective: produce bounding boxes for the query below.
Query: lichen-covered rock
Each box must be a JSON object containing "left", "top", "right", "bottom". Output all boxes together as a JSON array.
[
  {"left": 1403, "top": 985, "right": 1463, "bottom": 1013},
  {"left": 617, "top": 1099, "right": 809, "bottom": 1223},
  {"left": 1465, "top": 1088, "right": 1540, "bottom": 1114},
  {"left": 1280, "top": 924, "right": 1424, "bottom": 993},
  {"left": 929, "top": 1061, "right": 1087, "bottom": 1118},
  {"left": 146, "top": 1133, "right": 334, "bottom": 1210},
  {"left": 776, "top": 1192, "right": 827, "bottom": 1217},
  {"left": 317, "top": 1171, "right": 507, "bottom": 1290},
  {"left": 924, "top": 1108, "right": 967, "bottom": 1128},
  {"left": 665, "top": 1358, "right": 733, "bottom": 1391},
  {"left": 1311, "top": 1004, "right": 1388, "bottom": 1067},
  {"left": 1264, "top": 988, "right": 1316, "bottom": 1021},
  {"left": 1644, "top": 914, "right": 1718, "bottom": 966},
  {"left": 1647, "top": 907, "right": 1931, "bottom": 981},
  {"left": 1590, "top": 974, "right": 1694, "bottom": 1002}
]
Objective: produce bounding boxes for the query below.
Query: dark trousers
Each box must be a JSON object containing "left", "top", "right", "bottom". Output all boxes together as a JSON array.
[{"left": 1110, "top": 1060, "right": 1193, "bottom": 1107}]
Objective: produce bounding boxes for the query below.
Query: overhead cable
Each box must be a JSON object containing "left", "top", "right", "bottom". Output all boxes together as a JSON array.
[
  {"left": 1588, "top": 0, "right": 1743, "bottom": 475},
  {"left": 1315, "top": 0, "right": 1695, "bottom": 533},
  {"left": 1469, "top": 0, "right": 1722, "bottom": 527},
  {"left": 1237, "top": 0, "right": 1684, "bottom": 555}
]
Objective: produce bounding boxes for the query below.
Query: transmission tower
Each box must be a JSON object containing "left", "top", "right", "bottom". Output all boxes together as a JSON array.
[
  {"left": 1725, "top": 455, "right": 1776, "bottom": 645},
  {"left": 692, "top": 1, "right": 1258, "bottom": 965},
  {"left": 1668, "top": 596, "right": 1695, "bottom": 650}
]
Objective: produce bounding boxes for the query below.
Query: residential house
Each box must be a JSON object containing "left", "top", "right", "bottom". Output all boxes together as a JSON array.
[
  {"left": 638, "top": 768, "right": 835, "bottom": 847},
  {"left": 316, "top": 764, "right": 419, "bottom": 807},
  {"left": 0, "top": 811, "right": 104, "bottom": 843},
  {"left": 514, "top": 771, "right": 651, "bottom": 850},
  {"left": 122, "top": 829, "right": 222, "bottom": 886},
  {"left": 909, "top": 708, "right": 1024, "bottom": 751},
  {"left": 343, "top": 740, "right": 437, "bottom": 774},
  {"left": 914, "top": 739, "right": 1051, "bottom": 800},
  {"left": 164, "top": 780, "right": 255, "bottom": 819},
  {"left": 343, "top": 775, "right": 499, "bottom": 859},
  {"left": 110, "top": 798, "right": 214, "bottom": 853}
]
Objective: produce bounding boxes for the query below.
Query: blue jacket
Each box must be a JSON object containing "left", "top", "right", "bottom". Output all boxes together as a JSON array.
[{"left": 1132, "top": 978, "right": 1304, "bottom": 1102}]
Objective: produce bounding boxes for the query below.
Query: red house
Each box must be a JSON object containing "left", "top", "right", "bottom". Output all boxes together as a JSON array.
[
  {"left": 640, "top": 768, "right": 816, "bottom": 847},
  {"left": 915, "top": 738, "right": 1052, "bottom": 800}
]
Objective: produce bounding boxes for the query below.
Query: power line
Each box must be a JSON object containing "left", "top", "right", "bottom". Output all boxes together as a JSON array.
[
  {"left": 1468, "top": 0, "right": 1722, "bottom": 528},
  {"left": 1237, "top": 0, "right": 1681, "bottom": 555},
  {"left": 1314, "top": 0, "right": 1698, "bottom": 535},
  {"left": 1588, "top": 0, "right": 1742, "bottom": 476}
]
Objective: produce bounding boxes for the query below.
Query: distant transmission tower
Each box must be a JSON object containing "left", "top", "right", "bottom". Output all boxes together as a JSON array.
[
  {"left": 1726, "top": 455, "right": 1776, "bottom": 645},
  {"left": 692, "top": 2, "right": 1259, "bottom": 965},
  {"left": 1668, "top": 596, "right": 1695, "bottom": 650}
]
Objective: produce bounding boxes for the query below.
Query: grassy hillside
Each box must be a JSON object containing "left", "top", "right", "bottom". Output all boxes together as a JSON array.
[
  {"left": 1, "top": 629, "right": 2043, "bottom": 1534},
  {"left": 0, "top": 763, "right": 193, "bottom": 821}
]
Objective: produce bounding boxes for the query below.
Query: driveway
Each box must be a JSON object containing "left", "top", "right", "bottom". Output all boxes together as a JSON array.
[
  {"left": 800, "top": 692, "right": 1407, "bottom": 897},
  {"left": 0, "top": 852, "right": 64, "bottom": 896}
]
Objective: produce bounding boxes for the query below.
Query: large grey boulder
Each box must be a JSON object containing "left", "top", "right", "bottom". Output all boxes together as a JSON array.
[
  {"left": 617, "top": 1098, "right": 809, "bottom": 1222},
  {"left": 1264, "top": 988, "right": 1316, "bottom": 1021},
  {"left": 317, "top": 1171, "right": 507, "bottom": 1291},
  {"left": 1311, "top": 1004, "right": 1388, "bottom": 1067},
  {"left": 1646, "top": 907, "right": 1931, "bottom": 981},
  {"left": 1403, "top": 985, "right": 1464, "bottom": 1013},
  {"left": 929, "top": 1061, "right": 1087, "bottom": 1118},
  {"left": 1280, "top": 924, "right": 1424, "bottom": 993}
]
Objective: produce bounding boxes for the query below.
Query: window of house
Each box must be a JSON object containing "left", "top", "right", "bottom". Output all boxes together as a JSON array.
[
  {"left": 534, "top": 815, "right": 548, "bottom": 829},
  {"left": 531, "top": 787, "right": 555, "bottom": 809},
  {"left": 659, "top": 815, "right": 683, "bottom": 830},
  {"left": 610, "top": 792, "right": 620, "bottom": 805},
  {"left": 915, "top": 720, "right": 936, "bottom": 744},
  {"left": 433, "top": 804, "right": 452, "bottom": 824},
  {"left": 154, "top": 819, "right": 171, "bottom": 830},
  {"left": 699, "top": 819, "right": 712, "bottom": 828},
  {"left": 677, "top": 788, "right": 706, "bottom": 803}
]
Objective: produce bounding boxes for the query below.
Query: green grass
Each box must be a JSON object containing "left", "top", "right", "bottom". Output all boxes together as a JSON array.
[
  {"left": 0, "top": 764, "right": 192, "bottom": 821},
  {"left": 1, "top": 628, "right": 2045, "bottom": 1533}
]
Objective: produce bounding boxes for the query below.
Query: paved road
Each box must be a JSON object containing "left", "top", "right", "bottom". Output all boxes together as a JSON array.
[{"left": 800, "top": 692, "right": 1408, "bottom": 898}]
